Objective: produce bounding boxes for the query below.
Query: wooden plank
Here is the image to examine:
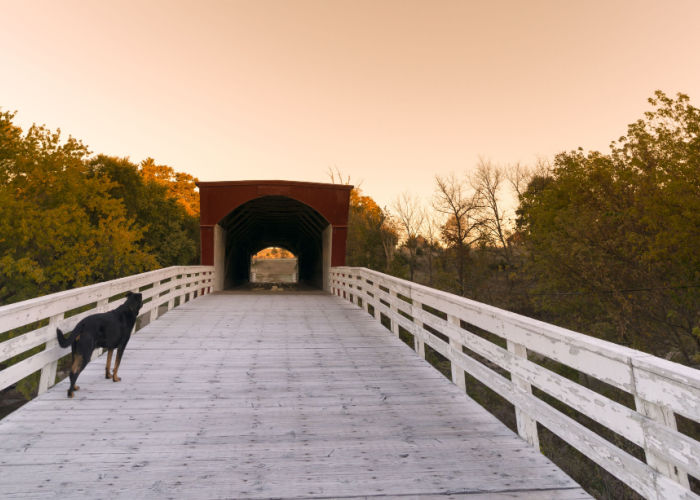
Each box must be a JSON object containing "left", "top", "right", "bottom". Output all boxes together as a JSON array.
[{"left": 0, "top": 291, "right": 588, "bottom": 499}]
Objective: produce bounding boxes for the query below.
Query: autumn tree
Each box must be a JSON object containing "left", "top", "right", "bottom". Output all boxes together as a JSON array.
[
  {"left": 140, "top": 157, "right": 199, "bottom": 216},
  {"left": 90, "top": 155, "right": 200, "bottom": 267},
  {"left": 0, "top": 113, "right": 157, "bottom": 304},
  {"left": 346, "top": 188, "right": 398, "bottom": 271}
]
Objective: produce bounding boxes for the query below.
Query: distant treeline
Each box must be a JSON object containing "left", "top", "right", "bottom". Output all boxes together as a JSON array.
[
  {"left": 343, "top": 91, "right": 699, "bottom": 367},
  {"left": 0, "top": 110, "right": 200, "bottom": 305}
]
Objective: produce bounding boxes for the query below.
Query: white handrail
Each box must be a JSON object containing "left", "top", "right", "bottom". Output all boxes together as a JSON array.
[
  {"left": 331, "top": 266, "right": 700, "bottom": 500},
  {"left": 0, "top": 266, "right": 214, "bottom": 395}
]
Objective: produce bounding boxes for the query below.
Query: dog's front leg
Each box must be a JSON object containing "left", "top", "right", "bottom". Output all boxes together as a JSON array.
[
  {"left": 112, "top": 346, "right": 125, "bottom": 382},
  {"left": 105, "top": 349, "right": 114, "bottom": 379}
]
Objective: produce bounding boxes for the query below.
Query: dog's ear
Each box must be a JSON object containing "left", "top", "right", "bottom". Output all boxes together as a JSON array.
[{"left": 126, "top": 291, "right": 134, "bottom": 298}]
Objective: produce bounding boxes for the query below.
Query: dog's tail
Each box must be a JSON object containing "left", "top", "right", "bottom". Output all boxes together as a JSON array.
[{"left": 56, "top": 327, "right": 79, "bottom": 348}]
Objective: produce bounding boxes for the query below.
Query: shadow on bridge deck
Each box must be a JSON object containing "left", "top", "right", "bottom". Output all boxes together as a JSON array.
[{"left": 0, "top": 293, "right": 589, "bottom": 499}]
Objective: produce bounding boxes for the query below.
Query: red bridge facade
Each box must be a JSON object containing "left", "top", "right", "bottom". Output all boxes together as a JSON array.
[{"left": 197, "top": 180, "right": 352, "bottom": 290}]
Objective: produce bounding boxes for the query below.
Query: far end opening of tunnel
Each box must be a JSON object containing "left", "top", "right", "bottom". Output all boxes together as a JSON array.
[
  {"left": 215, "top": 196, "right": 332, "bottom": 291},
  {"left": 250, "top": 247, "right": 298, "bottom": 285}
]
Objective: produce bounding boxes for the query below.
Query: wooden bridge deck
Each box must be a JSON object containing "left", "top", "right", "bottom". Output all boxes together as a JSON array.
[{"left": 0, "top": 292, "right": 589, "bottom": 499}]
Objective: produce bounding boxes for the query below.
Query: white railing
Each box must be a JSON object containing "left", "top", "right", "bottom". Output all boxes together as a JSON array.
[
  {"left": 0, "top": 266, "right": 214, "bottom": 396},
  {"left": 331, "top": 267, "right": 700, "bottom": 500}
]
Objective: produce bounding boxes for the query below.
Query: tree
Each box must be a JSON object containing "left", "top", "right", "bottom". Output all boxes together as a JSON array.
[
  {"left": 433, "top": 173, "right": 484, "bottom": 296},
  {"left": 0, "top": 117, "right": 157, "bottom": 304},
  {"left": 421, "top": 209, "right": 442, "bottom": 287},
  {"left": 472, "top": 158, "right": 513, "bottom": 266},
  {"left": 518, "top": 92, "right": 700, "bottom": 363},
  {"left": 346, "top": 188, "right": 398, "bottom": 271},
  {"left": 392, "top": 192, "right": 424, "bottom": 281},
  {"left": 140, "top": 157, "right": 200, "bottom": 216},
  {"left": 90, "top": 155, "right": 200, "bottom": 267}
]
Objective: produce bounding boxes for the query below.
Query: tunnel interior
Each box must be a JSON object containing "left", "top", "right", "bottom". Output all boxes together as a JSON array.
[{"left": 218, "top": 196, "right": 329, "bottom": 289}]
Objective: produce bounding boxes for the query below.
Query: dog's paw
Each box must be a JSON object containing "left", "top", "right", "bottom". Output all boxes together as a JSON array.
[
  {"left": 67, "top": 391, "right": 74, "bottom": 398},
  {"left": 74, "top": 385, "right": 80, "bottom": 391},
  {"left": 105, "top": 371, "right": 112, "bottom": 379},
  {"left": 112, "top": 376, "right": 121, "bottom": 382}
]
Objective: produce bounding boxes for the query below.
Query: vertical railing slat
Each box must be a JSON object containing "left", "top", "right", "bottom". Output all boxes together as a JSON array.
[
  {"left": 448, "top": 314, "right": 467, "bottom": 390},
  {"left": 507, "top": 340, "right": 540, "bottom": 449},
  {"left": 37, "top": 312, "right": 64, "bottom": 395},
  {"left": 635, "top": 396, "right": 690, "bottom": 487}
]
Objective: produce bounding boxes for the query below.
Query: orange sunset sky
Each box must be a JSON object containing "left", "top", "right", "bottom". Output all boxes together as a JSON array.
[{"left": 2, "top": 0, "right": 699, "bottom": 209}]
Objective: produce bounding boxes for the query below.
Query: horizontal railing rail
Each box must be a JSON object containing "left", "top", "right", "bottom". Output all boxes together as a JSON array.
[
  {"left": 331, "top": 266, "right": 700, "bottom": 500},
  {"left": 0, "top": 266, "right": 214, "bottom": 396}
]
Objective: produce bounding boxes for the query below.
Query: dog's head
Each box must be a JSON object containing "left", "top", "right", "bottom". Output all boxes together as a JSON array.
[{"left": 125, "top": 291, "right": 143, "bottom": 314}]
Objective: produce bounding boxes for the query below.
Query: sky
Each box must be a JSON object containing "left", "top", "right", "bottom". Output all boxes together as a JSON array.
[{"left": 2, "top": 0, "right": 700, "bottom": 212}]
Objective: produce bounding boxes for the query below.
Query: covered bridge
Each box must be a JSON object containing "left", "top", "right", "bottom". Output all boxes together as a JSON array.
[{"left": 197, "top": 180, "right": 352, "bottom": 291}]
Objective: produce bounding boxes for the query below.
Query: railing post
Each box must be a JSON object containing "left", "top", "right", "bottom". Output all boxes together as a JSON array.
[
  {"left": 388, "top": 290, "right": 400, "bottom": 338},
  {"left": 91, "top": 298, "right": 110, "bottom": 359},
  {"left": 448, "top": 314, "right": 466, "bottom": 390},
  {"left": 361, "top": 275, "right": 373, "bottom": 317},
  {"left": 507, "top": 340, "right": 540, "bottom": 449},
  {"left": 635, "top": 396, "right": 690, "bottom": 487},
  {"left": 412, "top": 301, "right": 426, "bottom": 359},
  {"left": 38, "top": 313, "right": 63, "bottom": 395},
  {"left": 148, "top": 278, "right": 161, "bottom": 325},
  {"left": 177, "top": 273, "right": 186, "bottom": 306}
]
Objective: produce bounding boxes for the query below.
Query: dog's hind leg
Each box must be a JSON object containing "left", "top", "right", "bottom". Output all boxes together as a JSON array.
[
  {"left": 105, "top": 349, "right": 114, "bottom": 379},
  {"left": 68, "top": 353, "right": 84, "bottom": 398}
]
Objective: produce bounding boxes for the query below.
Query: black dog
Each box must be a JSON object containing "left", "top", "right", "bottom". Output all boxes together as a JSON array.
[{"left": 56, "top": 292, "right": 143, "bottom": 398}]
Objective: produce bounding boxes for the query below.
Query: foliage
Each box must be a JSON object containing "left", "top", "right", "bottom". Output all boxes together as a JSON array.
[
  {"left": 254, "top": 247, "right": 295, "bottom": 259},
  {"left": 139, "top": 157, "right": 199, "bottom": 216},
  {"left": 346, "top": 187, "right": 398, "bottom": 272},
  {"left": 0, "top": 112, "right": 157, "bottom": 304},
  {"left": 89, "top": 155, "right": 200, "bottom": 268},
  {"left": 518, "top": 91, "right": 699, "bottom": 362},
  {"left": 0, "top": 110, "right": 201, "bottom": 305}
]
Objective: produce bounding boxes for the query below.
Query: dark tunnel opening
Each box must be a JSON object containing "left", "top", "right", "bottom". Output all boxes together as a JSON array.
[{"left": 217, "top": 196, "right": 329, "bottom": 289}]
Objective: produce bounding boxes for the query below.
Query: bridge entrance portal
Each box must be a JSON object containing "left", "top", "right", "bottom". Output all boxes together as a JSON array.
[{"left": 197, "top": 180, "right": 352, "bottom": 291}]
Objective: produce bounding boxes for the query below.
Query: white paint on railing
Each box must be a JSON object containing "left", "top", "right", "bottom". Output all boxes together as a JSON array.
[
  {"left": 0, "top": 266, "right": 214, "bottom": 395},
  {"left": 331, "top": 266, "right": 700, "bottom": 500}
]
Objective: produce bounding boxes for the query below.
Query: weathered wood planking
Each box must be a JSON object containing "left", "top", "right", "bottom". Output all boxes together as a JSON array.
[
  {"left": 0, "top": 291, "right": 588, "bottom": 499},
  {"left": 331, "top": 267, "right": 700, "bottom": 500}
]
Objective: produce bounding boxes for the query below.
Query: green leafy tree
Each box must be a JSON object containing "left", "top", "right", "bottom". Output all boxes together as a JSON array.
[
  {"left": 0, "top": 113, "right": 157, "bottom": 305},
  {"left": 519, "top": 92, "right": 700, "bottom": 363},
  {"left": 89, "top": 155, "right": 200, "bottom": 267}
]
